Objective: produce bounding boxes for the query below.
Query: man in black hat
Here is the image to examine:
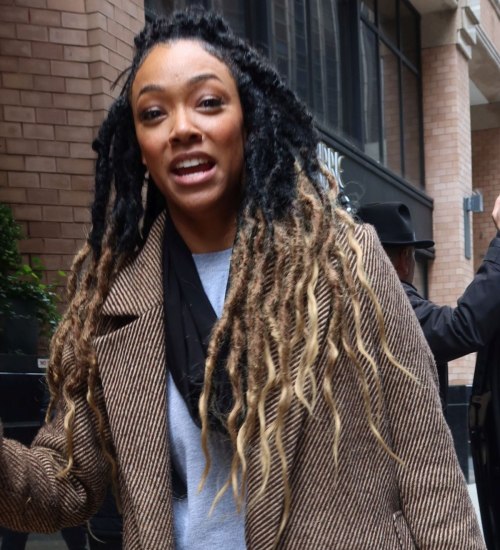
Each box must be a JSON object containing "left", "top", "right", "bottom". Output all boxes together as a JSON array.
[{"left": 358, "top": 196, "right": 500, "bottom": 411}]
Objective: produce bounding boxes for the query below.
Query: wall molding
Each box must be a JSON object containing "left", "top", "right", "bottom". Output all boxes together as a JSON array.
[{"left": 488, "top": 0, "right": 500, "bottom": 19}]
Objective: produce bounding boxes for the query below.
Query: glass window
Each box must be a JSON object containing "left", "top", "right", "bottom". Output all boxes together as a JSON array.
[
  {"left": 402, "top": 65, "right": 421, "bottom": 188},
  {"left": 380, "top": 41, "right": 401, "bottom": 176},
  {"left": 400, "top": 1, "right": 418, "bottom": 66},
  {"left": 378, "top": 0, "right": 397, "bottom": 46},
  {"left": 413, "top": 257, "right": 428, "bottom": 298},
  {"left": 211, "top": 0, "right": 246, "bottom": 38},
  {"left": 146, "top": 0, "right": 197, "bottom": 18},
  {"left": 145, "top": 0, "right": 246, "bottom": 38},
  {"left": 145, "top": 0, "right": 424, "bottom": 189},
  {"left": 360, "top": 23, "right": 381, "bottom": 163},
  {"left": 362, "top": 0, "right": 423, "bottom": 186},
  {"left": 308, "top": 0, "right": 360, "bottom": 147},
  {"left": 310, "top": 0, "right": 346, "bottom": 133},
  {"left": 361, "top": 0, "right": 375, "bottom": 23},
  {"left": 270, "top": 0, "right": 309, "bottom": 102}
]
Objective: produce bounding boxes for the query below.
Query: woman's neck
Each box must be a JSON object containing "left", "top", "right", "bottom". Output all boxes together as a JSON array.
[{"left": 168, "top": 205, "right": 237, "bottom": 254}]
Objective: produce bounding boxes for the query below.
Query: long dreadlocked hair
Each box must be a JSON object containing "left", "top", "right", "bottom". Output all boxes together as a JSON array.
[{"left": 46, "top": 6, "right": 416, "bottom": 542}]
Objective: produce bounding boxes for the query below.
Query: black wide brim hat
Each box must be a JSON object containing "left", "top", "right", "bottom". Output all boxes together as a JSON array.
[{"left": 358, "top": 202, "right": 435, "bottom": 249}]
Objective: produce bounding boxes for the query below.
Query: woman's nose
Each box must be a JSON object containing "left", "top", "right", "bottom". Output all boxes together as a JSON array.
[{"left": 169, "top": 108, "right": 201, "bottom": 145}]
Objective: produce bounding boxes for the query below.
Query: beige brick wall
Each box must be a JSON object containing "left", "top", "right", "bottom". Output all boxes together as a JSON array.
[
  {"left": 481, "top": 0, "right": 500, "bottom": 54},
  {"left": 472, "top": 127, "right": 500, "bottom": 271},
  {"left": 422, "top": 44, "right": 476, "bottom": 386},
  {"left": 0, "top": 0, "right": 144, "bottom": 316}
]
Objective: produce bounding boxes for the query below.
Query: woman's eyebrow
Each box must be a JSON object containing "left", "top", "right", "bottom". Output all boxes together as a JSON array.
[
  {"left": 187, "top": 72, "right": 222, "bottom": 86},
  {"left": 136, "top": 73, "right": 223, "bottom": 104}
]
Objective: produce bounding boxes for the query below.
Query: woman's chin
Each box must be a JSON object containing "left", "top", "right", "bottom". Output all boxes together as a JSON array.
[
  {"left": 163, "top": 181, "right": 240, "bottom": 221},
  {"left": 169, "top": 193, "right": 227, "bottom": 219}
]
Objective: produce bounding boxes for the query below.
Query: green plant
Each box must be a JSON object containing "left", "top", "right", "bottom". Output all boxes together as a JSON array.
[{"left": 0, "top": 203, "right": 64, "bottom": 340}]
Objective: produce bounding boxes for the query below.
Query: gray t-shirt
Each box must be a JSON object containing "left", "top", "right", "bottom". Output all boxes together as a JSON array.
[{"left": 167, "top": 248, "right": 246, "bottom": 550}]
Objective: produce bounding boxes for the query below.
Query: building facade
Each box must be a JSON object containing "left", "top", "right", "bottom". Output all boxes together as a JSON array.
[
  {"left": 142, "top": 0, "right": 500, "bottom": 390},
  {"left": 0, "top": 0, "right": 499, "bottom": 478}
]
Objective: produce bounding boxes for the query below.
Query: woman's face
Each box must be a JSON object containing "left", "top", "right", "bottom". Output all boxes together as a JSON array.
[{"left": 131, "top": 40, "right": 246, "bottom": 219}]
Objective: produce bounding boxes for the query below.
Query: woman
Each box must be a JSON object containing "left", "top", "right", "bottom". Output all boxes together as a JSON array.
[{"left": 0, "top": 8, "right": 483, "bottom": 549}]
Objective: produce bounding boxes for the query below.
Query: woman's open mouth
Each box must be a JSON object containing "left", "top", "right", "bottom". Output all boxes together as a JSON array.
[{"left": 171, "top": 157, "right": 216, "bottom": 185}]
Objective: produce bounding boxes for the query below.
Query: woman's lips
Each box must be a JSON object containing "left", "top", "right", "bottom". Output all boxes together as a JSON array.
[{"left": 171, "top": 162, "right": 216, "bottom": 186}]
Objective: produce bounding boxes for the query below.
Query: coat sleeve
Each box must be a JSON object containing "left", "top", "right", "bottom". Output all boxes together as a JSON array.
[
  {"left": 359, "top": 224, "right": 485, "bottom": 548},
  {"left": 408, "top": 230, "right": 500, "bottom": 364},
  {"left": 0, "top": 341, "right": 110, "bottom": 534}
]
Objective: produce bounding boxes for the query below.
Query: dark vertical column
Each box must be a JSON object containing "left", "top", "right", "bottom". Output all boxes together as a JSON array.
[{"left": 351, "top": 0, "right": 363, "bottom": 145}]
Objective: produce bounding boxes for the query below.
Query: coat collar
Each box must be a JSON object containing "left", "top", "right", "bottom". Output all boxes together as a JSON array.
[
  {"left": 96, "top": 208, "right": 332, "bottom": 547},
  {"left": 101, "top": 211, "right": 166, "bottom": 317}
]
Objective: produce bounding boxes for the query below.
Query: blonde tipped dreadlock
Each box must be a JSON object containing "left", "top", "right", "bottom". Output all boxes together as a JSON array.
[
  {"left": 197, "top": 163, "right": 418, "bottom": 546},
  {"left": 44, "top": 7, "right": 417, "bottom": 546},
  {"left": 46, "top": 231, "right": 123, "bottom": 510}
]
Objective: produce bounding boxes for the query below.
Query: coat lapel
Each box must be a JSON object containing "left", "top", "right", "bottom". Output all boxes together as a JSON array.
[
  {"left": 244, "top": 275, "right": 333, "bottom": 549},
  {"left": 94, "top": 212, "right": 175, "bottom": 549},
  {"left": 101, "top": 213, "right": 166, "bottom": 318},
  {"left": 244, "top": 381, "right": 312, "bottom": 549}
]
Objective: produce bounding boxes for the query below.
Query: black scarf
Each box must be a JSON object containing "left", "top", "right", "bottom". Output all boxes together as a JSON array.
[{"left": 162, "top": 211, "right": 233, "bottom": 434}]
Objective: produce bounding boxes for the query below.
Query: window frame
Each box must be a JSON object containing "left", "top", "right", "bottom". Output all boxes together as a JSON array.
[
  {"left": 415, "top": 250, "right": 429, "bottom": 299},
  {"left": 359, "top": 0, "right": 424, "bottom": 189},
  {"left": 143, "top": 0, "right": 425, "bottom": 192}
]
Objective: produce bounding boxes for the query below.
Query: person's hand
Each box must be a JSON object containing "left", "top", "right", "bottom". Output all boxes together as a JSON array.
[{"left": 493, "top": 194, "right": 500, "bottom": 231}]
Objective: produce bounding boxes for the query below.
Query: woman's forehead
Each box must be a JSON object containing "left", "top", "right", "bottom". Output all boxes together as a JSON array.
[{"left": 131, "top": 40, "right": 235, "bottom": 99}]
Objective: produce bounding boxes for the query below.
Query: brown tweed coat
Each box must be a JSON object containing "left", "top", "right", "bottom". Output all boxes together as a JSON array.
[{"left": 0, "top": 212, "right": 484, "bottom": 549}]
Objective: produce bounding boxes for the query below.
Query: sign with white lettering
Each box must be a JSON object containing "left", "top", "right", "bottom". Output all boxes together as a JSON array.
[
  {"left": 317, "top": 142, "right": 357, "bottom": 212},
  {"left": 317, "top": 142, "right": 346, "bottom": 190}
]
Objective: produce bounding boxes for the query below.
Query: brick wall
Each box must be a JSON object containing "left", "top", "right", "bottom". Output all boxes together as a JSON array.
[
  {"left": 481, "top": 0, "right": 500, "bottom": 54},
  {"left": 0, "top": 0, "right": 145, "bottom": 321},
  {"left": 422, "top": 44, "right": 476, "bottom": 386},
  {"left": 472, "top": 127, "right": 500, "bottom": 271}
]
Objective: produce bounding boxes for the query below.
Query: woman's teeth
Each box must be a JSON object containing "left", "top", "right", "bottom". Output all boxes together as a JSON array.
[
  {"left": 181, "top": 170, "right": 207, "bottom": 178},
  {"left": 174, "top": 158, "right": 206, "bottom": 169},
  {"left": 173, "top": 159, "right": 214, "bottom": 177}
]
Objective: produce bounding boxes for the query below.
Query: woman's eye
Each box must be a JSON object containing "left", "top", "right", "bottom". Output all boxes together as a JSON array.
[
  {"left": 139, "top": 108, "right": 163, "bottom": 122},
  {"left": 199, "top": 97, "right": 223, "bottom": 109}
]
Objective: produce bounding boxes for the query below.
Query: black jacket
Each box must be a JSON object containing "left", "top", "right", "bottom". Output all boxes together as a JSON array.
[{"left": 402, "top": 230, "right": 500, "bottom": 407}]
